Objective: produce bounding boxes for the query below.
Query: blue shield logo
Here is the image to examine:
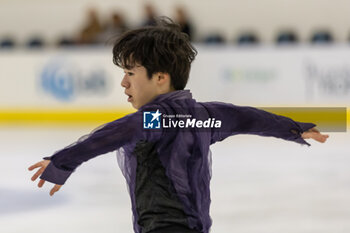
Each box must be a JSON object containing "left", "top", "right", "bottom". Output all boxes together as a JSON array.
[{"left": 143, "top": 110, "right": 161, "bottom": 129}]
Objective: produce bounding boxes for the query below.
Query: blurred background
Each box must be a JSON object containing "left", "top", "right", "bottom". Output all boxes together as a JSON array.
[{"left": 0, "top": 0, "right": 349, "bottom": 232}]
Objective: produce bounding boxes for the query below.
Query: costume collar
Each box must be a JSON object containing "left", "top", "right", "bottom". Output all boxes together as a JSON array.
[{"left": 150, "top": 89, "right": 192, "bottom": 103}]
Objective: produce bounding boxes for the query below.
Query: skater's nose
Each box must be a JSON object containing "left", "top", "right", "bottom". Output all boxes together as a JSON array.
[{"left": 121, "top": 74, "right": 130, "bottom": 88}]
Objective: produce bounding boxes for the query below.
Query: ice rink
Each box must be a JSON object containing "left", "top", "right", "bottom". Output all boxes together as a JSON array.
[{"left": 1, "top": 126, "right": 349, "bottom": 233}]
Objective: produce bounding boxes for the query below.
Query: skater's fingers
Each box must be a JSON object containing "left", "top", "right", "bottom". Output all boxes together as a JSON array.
[
  {"left": 305, "top": 132, "right": 329, "bottom": 143},
  {"left": 31, "top": 167, "right": 45, "bottom": 181},
  {"left": 312, "top": 131, "right": 329, "bottom": 142},
  {"left": 38, "top": 179, "right": 45, "bottom": 188},
  {"left": 301, "top": 131, "right": 312, "bottom": 139},
  {"left": 315, "top": 134, "right": 329, "bottom": 143},
  {"left": 28, "top": 161, "right": 43, "bottom": 171},
  {"left": 50, "top": 184, "right": 62, "bottom": 196}
]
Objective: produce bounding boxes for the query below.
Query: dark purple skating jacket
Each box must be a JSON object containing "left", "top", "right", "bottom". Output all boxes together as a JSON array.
[{"left": 40, "top": 90, "right": 315, "bottom": 233}]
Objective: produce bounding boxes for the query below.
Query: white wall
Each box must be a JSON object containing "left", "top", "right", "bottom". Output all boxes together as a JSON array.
[
  {"left": 0, "top": 0, "right": 350, "bottom": 44},
  {"left": 1, "top": 46, "right": 350, "bottom": 108}
]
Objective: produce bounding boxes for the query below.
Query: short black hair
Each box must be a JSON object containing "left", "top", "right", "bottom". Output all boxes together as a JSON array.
[{"left": 112, "top": 17, "right": 197, "bottom": 90}]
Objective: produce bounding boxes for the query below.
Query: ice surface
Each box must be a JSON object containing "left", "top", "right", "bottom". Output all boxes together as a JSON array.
[{"left": 0, "top": 126, "right": 349, "bottom": 233}]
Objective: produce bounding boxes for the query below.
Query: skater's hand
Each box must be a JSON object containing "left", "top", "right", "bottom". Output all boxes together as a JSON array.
[
  {"left": 301, "top": 127, "right": 329, "bottom": 143},
  {"left": 28, "top": 160, "right": 62, "bottom": 196}
]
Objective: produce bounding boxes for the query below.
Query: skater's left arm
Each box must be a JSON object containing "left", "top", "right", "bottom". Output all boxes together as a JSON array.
[{"left": 201, "top": 102, "right": 329, "bottom": 145}]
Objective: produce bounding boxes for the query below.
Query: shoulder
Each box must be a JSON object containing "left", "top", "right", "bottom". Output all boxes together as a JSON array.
[{"left": 198, "top": 101, "right": 235, "bottom": 109}]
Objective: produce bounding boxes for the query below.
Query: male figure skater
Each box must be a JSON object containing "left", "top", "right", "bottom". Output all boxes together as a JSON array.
[{"left": 28, "top": 18, "right": 329, "bottom": 233}]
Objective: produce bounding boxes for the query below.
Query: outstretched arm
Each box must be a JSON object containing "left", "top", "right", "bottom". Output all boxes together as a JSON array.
[
  {"left": 28, "top": 111, "right": 142, "bottom": 195},
  {"left": 201, "top": 102, "right": 329, "bottom": 145}
]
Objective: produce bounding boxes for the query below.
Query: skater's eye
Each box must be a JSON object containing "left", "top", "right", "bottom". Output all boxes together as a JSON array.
[{"left": 124, "top": 71, "right": 134, "bottom": 77}]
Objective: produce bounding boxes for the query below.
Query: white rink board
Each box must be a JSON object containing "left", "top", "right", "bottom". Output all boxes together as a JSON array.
[{"left": 1, "top": 46, "right": 350, "bottom": 109}]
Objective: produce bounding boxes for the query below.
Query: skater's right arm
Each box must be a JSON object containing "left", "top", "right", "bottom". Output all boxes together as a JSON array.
[{"left": 29, "top": 111, "right": 144, "bottom": 188}]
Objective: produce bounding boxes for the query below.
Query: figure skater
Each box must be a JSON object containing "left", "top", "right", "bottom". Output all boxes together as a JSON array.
[{"left": 28, "top": 17, "right": 329, "bottom": 233}]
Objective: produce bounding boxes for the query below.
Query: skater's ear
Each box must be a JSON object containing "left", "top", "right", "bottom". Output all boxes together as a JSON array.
[
  {"left": 155, "top": 72, "right": 170, "bottom": 82},
  {"left": 153, "top": 72, "right": 174, "bottom": 91}
]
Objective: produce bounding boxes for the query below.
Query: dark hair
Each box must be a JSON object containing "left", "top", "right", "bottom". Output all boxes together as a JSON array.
[{"left": 112, "top": 17, "right": 197, "bottom": 90}]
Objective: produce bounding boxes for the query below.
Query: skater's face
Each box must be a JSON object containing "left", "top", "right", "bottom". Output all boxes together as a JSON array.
[{"left": 121, "top": 64, "right": 173, "bottom": 109}]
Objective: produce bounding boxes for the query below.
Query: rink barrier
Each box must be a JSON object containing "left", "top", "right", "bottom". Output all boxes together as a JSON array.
[
  {"left": 0, "top": 108, "right": 134, "bottom": 127},
  {"left": 262, "top": 107, "right": 348, "bottom": 132},
  {"left": 0, "top": 107, "right": 348, "bottom": 131}
]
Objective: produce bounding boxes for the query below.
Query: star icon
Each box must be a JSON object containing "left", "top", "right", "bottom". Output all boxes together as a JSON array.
[{"left": 151, "top": 109, "right": 161, "bottom": 122}]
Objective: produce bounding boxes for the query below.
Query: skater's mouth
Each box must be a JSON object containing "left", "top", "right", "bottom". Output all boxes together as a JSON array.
[{"left": 125, "top": 92, "right": 133, "bottom": 102}]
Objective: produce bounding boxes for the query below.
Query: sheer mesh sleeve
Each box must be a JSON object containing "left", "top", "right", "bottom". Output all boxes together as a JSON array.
[
  {"left": 40, "top": 111, "right": 142, "bottom": 184},
  {"left": 200, "top": 102, "right": 316, "bottom": 146}
]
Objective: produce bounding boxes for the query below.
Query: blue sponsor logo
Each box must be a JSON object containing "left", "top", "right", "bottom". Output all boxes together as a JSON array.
[
  {"left": 143, "top": 110, "right": 161, "bottom": 129},
  {"left": 40, "top": 59, "right": 111, "bottom": 102},
  {"left": 41, "top": 60, "right": 75, "bottom": 101}
]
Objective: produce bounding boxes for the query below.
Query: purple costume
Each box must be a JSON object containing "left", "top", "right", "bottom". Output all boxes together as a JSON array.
[{"left": 40, "top": 90, "right": 315, "bottom": 233}]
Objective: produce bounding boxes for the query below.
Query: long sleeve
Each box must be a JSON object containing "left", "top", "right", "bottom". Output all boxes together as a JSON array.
[
  {"left": 40, "top": 111, "right": 142, "bottom": 185},
  {"left": 200, "top": 102, "right": 316, "bottom": 146}
]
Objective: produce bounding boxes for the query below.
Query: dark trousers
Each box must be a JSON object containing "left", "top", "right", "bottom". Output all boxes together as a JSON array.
[{"left": 148, "top": 225, "right": 201, "bottom": 233}]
